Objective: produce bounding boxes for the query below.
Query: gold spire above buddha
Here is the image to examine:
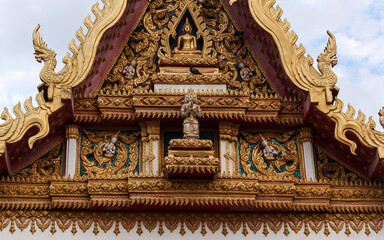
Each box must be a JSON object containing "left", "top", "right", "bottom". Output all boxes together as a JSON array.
[{"left": 173, "top": 19, "right": 202, "bottom": 56}]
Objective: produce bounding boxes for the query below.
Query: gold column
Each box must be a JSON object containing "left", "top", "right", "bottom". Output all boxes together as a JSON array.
[
  {"left": 299, "top": 127, "right": 316, "bottom": 180},
  {"left": 139, "top": 122, "right": 148, "bottom": 176},
  {"left": 145, "top": 121, "right": 160, "bottom": 176},
  {"left": 219, "top": 121, "right": 231, "bottom": 176},
  {"left": 219, "top": 121, "right": 240, "bottom": 177},
  {"left": 65, "top": 124, "right": 79, "bottom": 177},
  {"left": 230, "top": 123, "right": 240, "bottom": 176}
]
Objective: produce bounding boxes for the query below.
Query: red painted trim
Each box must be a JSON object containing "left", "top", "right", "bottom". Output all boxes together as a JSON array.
[
  {"left": 75, "top": 0, "right": 148, "bottom": 96},
  {"left": 303, "top": 92, "right": 312, "bottom": 121},
  {"left": 368, "top": 149, "right": 380, "bottom": 178},
  {"left": 4, "top": 144, "right": 11, "bottom": 175}
]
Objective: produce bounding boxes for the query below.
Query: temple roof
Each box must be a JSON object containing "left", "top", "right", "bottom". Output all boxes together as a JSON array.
[{"left": 0, "top": 0, "right": 383, "bottom": 179}]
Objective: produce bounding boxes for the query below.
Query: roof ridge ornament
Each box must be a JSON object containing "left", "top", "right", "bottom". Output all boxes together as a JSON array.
[
  {"left": 312, "top": 30, "right": 338, "bottom": 104},
  {"left": 33, "top": 24, "right": 74, "bottom": 101},
  {"left": 0, "top": 0, "right": 127, "bottom": 157},
  {"left": 246, "top": 0, "right": 384, "bottom": 158}
]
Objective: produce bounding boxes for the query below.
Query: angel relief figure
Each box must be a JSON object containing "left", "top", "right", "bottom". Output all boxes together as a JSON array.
[
  {"left": 122, "top": 60, "right": 136, "bottom": 79},
  {"left": 239, "top": 63, "right": 252, "bottom": 81},
  {"left": 80, "top": 130, "right": 140, "bottom": 176},
  {"left": 239, "top": 62, "right": 266, "bottom": 92},
  {"left": 102, "top": 131, "right": 120, "bottom": 158},
  {"left": 181, "top": 92, "right": 202, "bottom": 139},
  {"left": 261, "top": 138, "right": 278, "bottom": 161}
]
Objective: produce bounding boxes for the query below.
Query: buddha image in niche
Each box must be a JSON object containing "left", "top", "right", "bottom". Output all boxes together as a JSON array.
[{"left": 173, "top": 18, "right": 201, "bottom": 55}]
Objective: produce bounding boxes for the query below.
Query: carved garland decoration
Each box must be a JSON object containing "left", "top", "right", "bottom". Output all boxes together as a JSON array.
[
  {"left": 14, "top": 142, "right": 63, "bottom": 178},
  {"left": 0, "top": 211, "right": 382, "bottom": 237},
  {"left": 315, "top": 147, "right": 364, "bottom": 182}
]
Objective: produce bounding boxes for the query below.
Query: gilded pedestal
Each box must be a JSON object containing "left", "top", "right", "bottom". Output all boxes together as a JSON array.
[{"left": 164, "top": 139, "right": 219, "bottom": 179}]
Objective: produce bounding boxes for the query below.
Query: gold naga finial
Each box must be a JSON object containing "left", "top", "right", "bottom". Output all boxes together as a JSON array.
[
  {"left": 311, "top": 30, "right": 338, "bottom": 104},
  {"left": 33, "top": 24, "right": 72, "bottom": 85}
]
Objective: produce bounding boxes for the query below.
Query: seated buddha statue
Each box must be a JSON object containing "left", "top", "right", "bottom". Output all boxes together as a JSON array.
[{"left": 173, "top": 19, "right": 202, "bottom": 56}]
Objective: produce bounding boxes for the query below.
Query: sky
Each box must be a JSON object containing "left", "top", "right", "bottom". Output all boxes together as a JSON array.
[{"left": 0, "top": 0, "right": 383, "bottom": 130}]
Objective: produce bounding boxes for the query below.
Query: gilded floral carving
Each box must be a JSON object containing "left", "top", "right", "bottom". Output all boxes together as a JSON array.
[
  {"left": 169, "top": 139, "right": 213, "bottom": 148},
  {"left": 15, "top": 143, "right": 63, "bottom": 178},
  {"left": 315, "top": 147, "right": 363, "bottom": 182}
]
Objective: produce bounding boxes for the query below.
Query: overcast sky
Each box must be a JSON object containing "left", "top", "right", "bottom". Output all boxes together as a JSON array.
[{"left": 0, "top": 0, "right": 383, "bottom": 130}]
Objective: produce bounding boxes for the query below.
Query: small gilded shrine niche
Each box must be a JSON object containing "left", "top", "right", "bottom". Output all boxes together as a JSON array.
[
  {"left": 100, "top": 0, "right": 274, "bottom": 96},
  {"left": 158, "top": 6, "right": 216, "bottom": 67},
  {"left": 79, "top": 130, "right": 140, "bottom": 176},
  {"left": 239, "top": 131, "right": 302, "bottom": 178}
]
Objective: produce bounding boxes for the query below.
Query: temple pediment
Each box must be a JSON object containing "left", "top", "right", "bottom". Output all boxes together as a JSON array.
[{"left": 1, "top": 0, "right": 384, "bottom": 238}]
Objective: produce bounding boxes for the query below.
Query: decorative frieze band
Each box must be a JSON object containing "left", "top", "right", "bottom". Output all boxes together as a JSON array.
[{"left": 0, "top": 211, "right": 382, "bottom": 237}]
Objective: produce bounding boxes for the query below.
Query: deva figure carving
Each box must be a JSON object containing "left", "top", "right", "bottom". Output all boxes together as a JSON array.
[
  {"left": 102, "top": 132, "right": 119, "bottom": 158},
  {"left": 181, "top": 92, "right": 202, "bottom": 139},
  {"left": 122, "top": 60, "right": 136, "bottom": 78},
  {"left": 261, "top": 137, "right": 278, "bottom": 161}
]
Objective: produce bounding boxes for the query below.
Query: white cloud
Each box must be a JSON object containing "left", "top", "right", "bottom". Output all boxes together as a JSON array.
[
  {"left": 1, "top": 0, "right": 101, "bottom": 70},
  {"left": 0, "top": 69, "right": 40, "bottom": 114}
]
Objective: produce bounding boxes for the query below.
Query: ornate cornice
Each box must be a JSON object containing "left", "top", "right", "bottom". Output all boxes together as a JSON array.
[
  {"left": 0, "top": 176, "right": 383, "bottom": 212},
  {"left": 74, "top": 90, "right": 303, "bottom": 124}
]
